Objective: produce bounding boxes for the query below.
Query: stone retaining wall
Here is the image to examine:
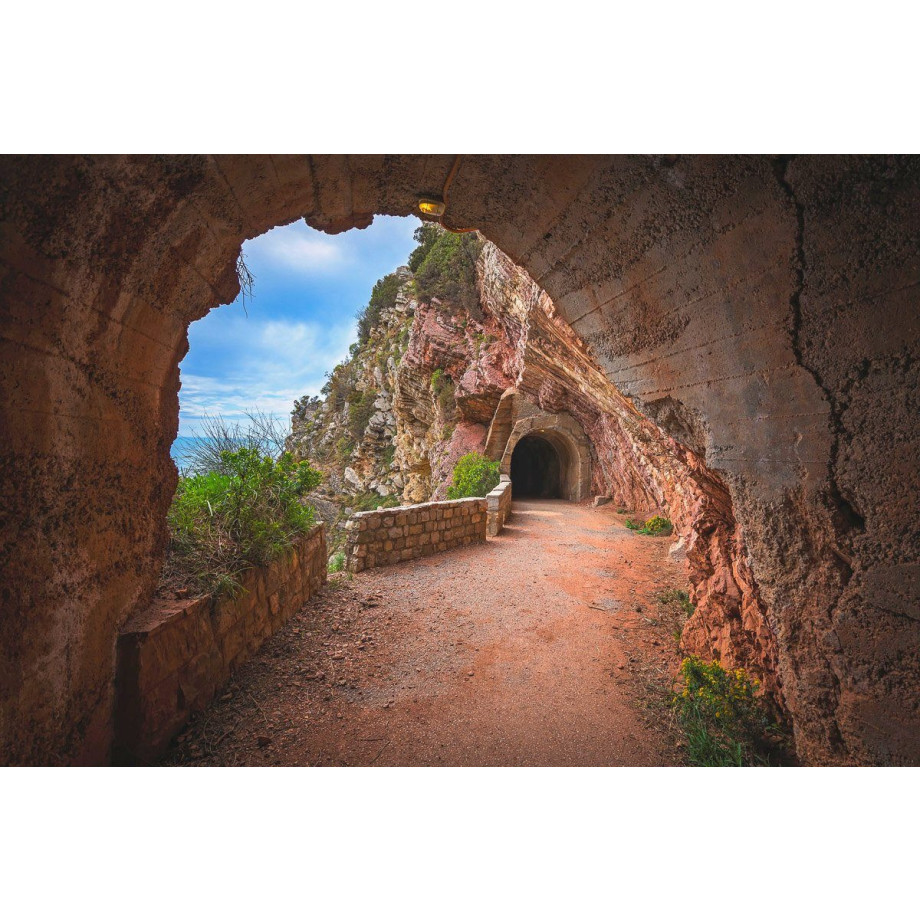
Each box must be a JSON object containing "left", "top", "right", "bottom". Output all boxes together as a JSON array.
[
  {"left": 346, "top": 498, "right": 487, "bottom": 573},
  {"left": 114, "top": 525, "right": 326, "bottom": 764},
  {"left": 486, "top": 477, "right": 513, "bottom": 536}
]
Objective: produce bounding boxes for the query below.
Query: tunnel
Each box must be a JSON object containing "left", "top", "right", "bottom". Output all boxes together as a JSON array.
[
  {"left": 510, "top": 434, "right": 563, "bottom": 498},
  {"left": 500, "top": 413, "right": 592, "bottom": 503},
  {"left": 2, "top": 155, "right": 919, "bottom": 766}
]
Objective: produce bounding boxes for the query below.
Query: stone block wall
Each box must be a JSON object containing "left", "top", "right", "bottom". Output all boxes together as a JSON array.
[
  {"left": 486, "top": 477, "right": 512, "bottom": 536},
  {"left": 113, "top": 525, "right": 326, "bottom": 764},
  {"left": 346, "top": 499, "right": 487, "bottom": 573}
]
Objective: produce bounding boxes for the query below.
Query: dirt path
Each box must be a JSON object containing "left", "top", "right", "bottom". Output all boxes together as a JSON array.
[{"left": 165, "top": 500, "right": 692, "bottom": 766}]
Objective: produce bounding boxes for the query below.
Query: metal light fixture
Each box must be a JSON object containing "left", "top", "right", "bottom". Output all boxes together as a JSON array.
[
  {"left": 417, "top": 157, "right": 477, "bottom": 232},
  {"left": 418, "top": 198, "right": 446, "bottom": 217}
]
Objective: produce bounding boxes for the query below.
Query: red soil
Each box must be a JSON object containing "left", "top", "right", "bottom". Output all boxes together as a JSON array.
[{"left": 165, "top": 500, "right": 691, "bottom": 766}]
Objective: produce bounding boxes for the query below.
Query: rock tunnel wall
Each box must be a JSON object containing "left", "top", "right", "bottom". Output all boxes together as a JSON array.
[{"left": 1, "top": 155, "right": 918, "bottom": 765}]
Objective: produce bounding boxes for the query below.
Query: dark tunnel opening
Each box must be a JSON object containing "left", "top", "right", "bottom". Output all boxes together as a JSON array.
[{"left": 510, "top": 434, "right": 563, "bottom": 498}]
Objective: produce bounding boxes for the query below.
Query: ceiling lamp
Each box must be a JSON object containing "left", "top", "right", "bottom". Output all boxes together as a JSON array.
[{"left": 418, "top": 198, "right": 446, "bottom": 217}]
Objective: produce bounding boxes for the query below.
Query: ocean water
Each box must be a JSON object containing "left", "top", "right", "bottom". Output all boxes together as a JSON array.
[{"left": 171, "top": 436, "right": 215, "bottom": 472}]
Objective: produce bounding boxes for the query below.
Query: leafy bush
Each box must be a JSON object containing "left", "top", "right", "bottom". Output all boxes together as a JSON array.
[
  {"left": 447, "top": 451, "right": 500, "bottom": 499},
  {"left": 166, "top": 447, "right": 321, "bottom": 595},
  {"left": 334, "top": 435, "right": 354, "bottom": 460},
  {"left": 356, "top": 272, "right": 402, "bottom": 346},
  {"left": 413, "top": 230, "right": 484, "bottom": 313},
  {"left": 673, "top": 657, "right": 781, "bottom": 766},
  {"left": 321, "top": 360, "right": 357, "bottom": 411},
  {"left": 328, "top": 551, "right": 346, "bottom": 573},
  {"left": 408, "top": 222, "right": 441, "bottom": 272},
  {"left": 625, "top": 514, "right": 673, "bottom": 536}
]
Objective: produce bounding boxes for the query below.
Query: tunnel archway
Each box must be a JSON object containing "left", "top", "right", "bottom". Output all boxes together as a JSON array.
[
  {"left": 501, "top": 413, "right": 591, "bottom": 502},
  {"left": 2, "top": 155, "right": 919, "bottom": 766},
  {"left": 511, "top": 434, "right": 562, "bottom": 498}
]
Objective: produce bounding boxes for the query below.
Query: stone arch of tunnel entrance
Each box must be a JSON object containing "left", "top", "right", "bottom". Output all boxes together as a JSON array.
[
  {"left": 502, "top": 414, "right": 591, "bottom": 502},
  {"left": 2, "top": 155, "right": 919, "bottom": 766}
]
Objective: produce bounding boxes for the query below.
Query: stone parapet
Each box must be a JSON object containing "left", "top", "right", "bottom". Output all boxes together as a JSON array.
[
  {"left": 345, "top": 498, "right": 487, "bottom": 572},
  {"left": 113, "top": 525, "right": 326, "bottom": 764},
  {"left": 486, "top": 477, "right": 512, "bottom": 536}
]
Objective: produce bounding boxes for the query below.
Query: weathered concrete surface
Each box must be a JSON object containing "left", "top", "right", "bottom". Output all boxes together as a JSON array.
[{"left": 1, "top": 155, "right": 918, "bottom": 764}]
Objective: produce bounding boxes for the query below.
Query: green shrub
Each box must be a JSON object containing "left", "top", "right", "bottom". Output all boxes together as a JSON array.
[
  {"left": 625, "top": 514, "right": 673, "bottom": 536},
  {"left": 673, "top": 657, "right": 780, "bottom": 766},
  {"left": 334, "top": 435, "right": 354, "bottom": 460},
  {"left": 447, "top": 451, "right": 500, "bottom": 499},
  {"left": 321, "top": 360, "right": 357, "bottom": 411},
  {"left": 328, "top": 551, "right": 346, "bottom": 573},
  {"left": 413, "top": 230, "right": 483, "bottom": 313},
  {"left": 408, "top": 222, "right": 441, "bottom": 272},
  {"left": 347, "top": 390, "right": 376, "bottom": 439},
  {"left": 356, "top": 272, "right": 402, "bottom": 346},
  {"left": 166, "top": 447, "right": 321, "bottom": 596}
]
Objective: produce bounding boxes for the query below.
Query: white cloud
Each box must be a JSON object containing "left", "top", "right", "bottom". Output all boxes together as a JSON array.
[
  {"left": 245, "top": 221, "right": 347, "bottom": 274},
  {"left": 178, "top": 317, "right": 357, "bottom": 437},
  {"left": 177, "top": 214, "right": 422, "bottom": 439}
]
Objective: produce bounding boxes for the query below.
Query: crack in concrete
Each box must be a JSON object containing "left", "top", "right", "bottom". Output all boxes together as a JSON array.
[
  {"left": 773, "top": 155, "right": 860, "bottom": 755},
  {"left": 773, "top": 155, "right": 865, "bottom": 536}
]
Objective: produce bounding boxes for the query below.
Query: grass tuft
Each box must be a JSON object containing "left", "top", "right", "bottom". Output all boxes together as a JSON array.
[
  {"left": 328, "top": 551, "right": 346, "bottom": 573},
  {"left": 166, "top": 446, "right": 321, "bottom": 596},
  {"left": 625, "top": 514, "right": 673, "bottom": 536}
]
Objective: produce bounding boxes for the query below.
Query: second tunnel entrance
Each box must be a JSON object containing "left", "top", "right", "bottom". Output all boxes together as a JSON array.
[
  {"left": 498, "top": 412, "right": 592, "bottom": 503},
  {"left": 510, "top": 434, "right": 563, "bottom": 498}
]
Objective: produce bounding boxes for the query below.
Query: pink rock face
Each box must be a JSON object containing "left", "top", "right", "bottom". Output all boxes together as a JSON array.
[{"left": 404, "top": 302, "right": 520, "bottom": 425}]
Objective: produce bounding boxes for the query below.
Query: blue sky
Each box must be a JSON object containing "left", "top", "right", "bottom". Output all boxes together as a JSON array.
[{"left": 178, "top": 215, "right": 421, "bottom": 437}]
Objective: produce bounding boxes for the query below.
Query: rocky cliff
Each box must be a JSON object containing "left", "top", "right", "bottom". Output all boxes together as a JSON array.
[{"left": 288, "top": 231, "right": 780, "bottom": 707}]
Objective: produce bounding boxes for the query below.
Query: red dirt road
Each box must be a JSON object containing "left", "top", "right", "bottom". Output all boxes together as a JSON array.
[{"left": 166, "top": 500, "right": 690, "bottom": 766}]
